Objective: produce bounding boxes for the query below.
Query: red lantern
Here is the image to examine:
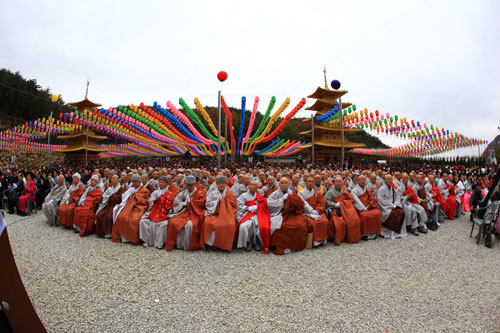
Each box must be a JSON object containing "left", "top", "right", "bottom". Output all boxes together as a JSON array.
[{"left": 217, "top": 71, "right": 228, "bottom": 82}]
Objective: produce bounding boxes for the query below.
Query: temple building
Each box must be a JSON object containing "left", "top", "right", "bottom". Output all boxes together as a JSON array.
[
  {"left": 56, "top": 84, "right": 108, "bottom": 161},
  {"left": 300, "top": 75, "right": 365, "bottom": 161}
]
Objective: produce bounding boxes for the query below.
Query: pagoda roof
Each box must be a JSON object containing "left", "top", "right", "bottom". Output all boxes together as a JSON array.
[
  {"left": 308, "top": 87, "right": 348, "bottom": 100},
  {"left": 69, "top": 98, "right": 102, "bottom": 111},
  {"left": 300, "top": 141, "right": 365, "bottom": 149},
  {"left": 299, "top": 125, "right": 360, "bottom": 135},
  {"left": 306, "top": 100, "right": 352, "bottom": 112},
  {"left": 58, "top": 131, "right": 108, "bottom": 140},
  {"left": 56, "top": 146, "right": 108, "bottom": 153}
]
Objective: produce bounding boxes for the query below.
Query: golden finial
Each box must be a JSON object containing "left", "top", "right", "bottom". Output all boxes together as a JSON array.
[
  {"left": 323, "top": 65, "right": 328, "bottom": 90},
  {"left": 85, "top": 79, "right": 89, "bottom": 99}
]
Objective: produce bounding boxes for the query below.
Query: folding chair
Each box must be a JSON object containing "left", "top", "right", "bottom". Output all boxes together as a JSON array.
[{"left": 470, "top": 200, "right": 499, "bottom": 248}]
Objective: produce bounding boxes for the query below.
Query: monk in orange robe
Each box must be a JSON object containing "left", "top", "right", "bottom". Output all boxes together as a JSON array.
[
  {"left": 298, "top": 176, "right": 330, "bottom": 246},
  {"left": 112, "top": 174, "right": 151, "bottom": 244},
  {"left": 325, "top": 176, "right": 362, "bottom": 245},
  {"left": 165, "top": 176, "right": 206, "bottom": 251},
  {"left": 200, "top": 176, "right": 237, "bottom": 251},
  {"left": 73, "top": 175, "right": 103, "bottom": 237},
  {"left": 350, "top": 175, "right": 382, "bottom": 239},
  {"left": 58, "top": 173, "right": 85, "bottom": 228}
]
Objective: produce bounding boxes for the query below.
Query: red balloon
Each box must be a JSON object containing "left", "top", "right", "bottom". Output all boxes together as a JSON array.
[{"left": 217, "top": 71, "right": 228, "bottom": 82}]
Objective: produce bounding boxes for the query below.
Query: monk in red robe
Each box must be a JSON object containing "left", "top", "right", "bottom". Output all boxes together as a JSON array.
[
  {"left": 73, "top": 175, "right": 103, "bottom": 237},
  {"left": 112, "top": 174, "right": 151, "bottom": 244},
  {"left": 165, "top": 176, "right": 206, "bottom": 251},
  {"left": 444, "top": 181, "right": 458, "bottom": 220},
  {"left": 325, "top": 176, "right": 362, "bottom": 245},
  {"left": 58, "top": 173, "right": 85, "bottom": 228},
  {"left": 200, "top": 176, "right": 237, "bottom": 251}
]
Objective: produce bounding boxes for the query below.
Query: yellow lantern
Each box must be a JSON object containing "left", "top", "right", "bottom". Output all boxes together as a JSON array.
[{"left": 51, "top": 94, "right": 58, "bottom": 103}]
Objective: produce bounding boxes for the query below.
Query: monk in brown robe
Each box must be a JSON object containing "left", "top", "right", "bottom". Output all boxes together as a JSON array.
[
  {"left": 58, "top": 173, "right": 85, "bottom": 228},
  {"left": 268, "top": 177, "right": 308, "bottom": 255},
  {"left": 112, "top": 174, "right": 151, "bottom": 244},
  {"left": 200, "top": 176, "right": 237, "bottom": 251},
  {"left": 95, "top": 175, "right": 125, "bottom": 238},
  {"left": 298, "top": 176, "right": 330, "bottom": 246},
  {"left": 325, "top": 176, "right": 362, "bottom": 245},
  {"left": 350, "top": 175, "right": 382, "bottom": 240},
  {"left": 73, "top": 175, "right": 103, "bottom": 236},
  {"left": 165, "top": 176, "right": 206, "bottom": 251}
]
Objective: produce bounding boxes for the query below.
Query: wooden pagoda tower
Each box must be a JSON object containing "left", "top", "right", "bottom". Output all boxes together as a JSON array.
[
  {"left": 300, "top": 71, "right": 365, "bottom": 161},
  {"left": 56, "top": 83, "right": 108, "bottom": 161}
]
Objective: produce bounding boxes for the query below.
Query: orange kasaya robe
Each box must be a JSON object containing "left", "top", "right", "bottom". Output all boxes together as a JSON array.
[
  {"left": 164, "top": 188, "right": 206, "bottom": 251},
  {"left": 73, "top": 187, "right": 103, "bottom": 236},
  {"left": 357, "top": 188, "right": 382, "bottom": 236},
  {"left": 112, "top": 186, "right": 151, "bottom": 244},
  {"left": 58, "top": 184, "right": 84, "bottom": 228},
  {"left": 271, "top": 193, "right": 308, "bottom": 255},
  {"left": 200, "top": 189, "right": 237, "bottom": 251},
  {"left": 95, "top": 186, "right": 125, "bottom": 238},
  {"left": 329, "top": 189, "right": 362, "bottom": 244},
  {"left": 265, "top": 185, "right": 278, "bottom": 198},
  {"left": 304, "top": 191, "right": 330, "bottom": 243}
]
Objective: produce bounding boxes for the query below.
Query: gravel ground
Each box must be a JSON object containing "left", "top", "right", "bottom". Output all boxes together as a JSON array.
[{"left": 4, "top": 211, "right": 500, "bottom": 333}]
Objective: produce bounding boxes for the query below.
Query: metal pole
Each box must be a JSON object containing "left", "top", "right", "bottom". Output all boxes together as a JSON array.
[
  {"left": 85, "top": 123, "right": 89, "bottom": 167},
  {"left": 311, "top": 114, "right": 315, "bottom": 166},
  {"left": 224, "top": 114, "right": 227, "bottom": 166},
  {"left": 217, "top": 90, "right": 221, "bottom": 170},
  {"left": 47, "top": 111, "right": 53, "bottom": 167},
  {"left": 339, "top": 97, "right": 344, "bottom": 169},
  {"left": 275, "top": 136, "right": 279, "bottom": 163}
]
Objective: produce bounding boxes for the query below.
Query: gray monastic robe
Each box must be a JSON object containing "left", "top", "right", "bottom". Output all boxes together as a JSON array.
[
  {"left": 397, "top": 180, "right": 428, "bottom": 229},
  {"left": 42, "top": 183, "right": 67, "bottom": 226},
  {"left": 350, "top": 185, "right": 369, "bottom": 211},
  {"left": 267, "top": 188, "right": 292, "bottom": 236},
  {"left": 96, "top": 184, "right": 122, "bottom": 215},
  {"left": 377, "top": 183, "right": 407, "bottom": 239},
  {"left": 366, "top": 180, "right": 379, "bottom": 198},
  {"left": 170, "top": 187, "right": 198, "bottom": 250},
  {"left": 204, "top": 188, "right": 228, "bottom": 246},
  {"left": 236, "top": 191, "right": 264, "bottom": 249},
  {"left": 438, "top": 179, "right": 449, "bottom": 200},
  {"left": 112, "top": 186, "right": 139, "bottom": 224},
  {"left": 324, "top": 187, "right": 344, "bottom": 219},
  {"left": 139, "top": 186, "right": 170, "bottom": 248},
  {"left": 231, "top": 183, "right": 247, "bottom": 198}
]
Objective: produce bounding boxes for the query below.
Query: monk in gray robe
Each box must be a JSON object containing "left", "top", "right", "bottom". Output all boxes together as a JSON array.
[
  {"left": 42, "top": 175, "right": 67, "bottom": 226},
  {"left": 394, "top": 173, "right": 427, "bottom": 236},
  {"left": 231, "top": 174, "right": 248, "bottom": 198},
  {"left": 366, "top": 173, "right": 381, "bottom": 198},
  {"left": 139, "top": 176, "right": 179, "bottom": 248},
  {"left": 165, "top": 176, "right": 206, "bottom": 251},
  {"left": 237, "top": 180, "right": 270, "bottom": 253},
  {"left": 377, "top": 174, "right": 406, "bottom": 239}
]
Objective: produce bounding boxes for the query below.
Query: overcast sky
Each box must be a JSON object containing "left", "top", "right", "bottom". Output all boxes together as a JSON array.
[{"left": 1, "top": 0, "right": 499, "bottom": 155}]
